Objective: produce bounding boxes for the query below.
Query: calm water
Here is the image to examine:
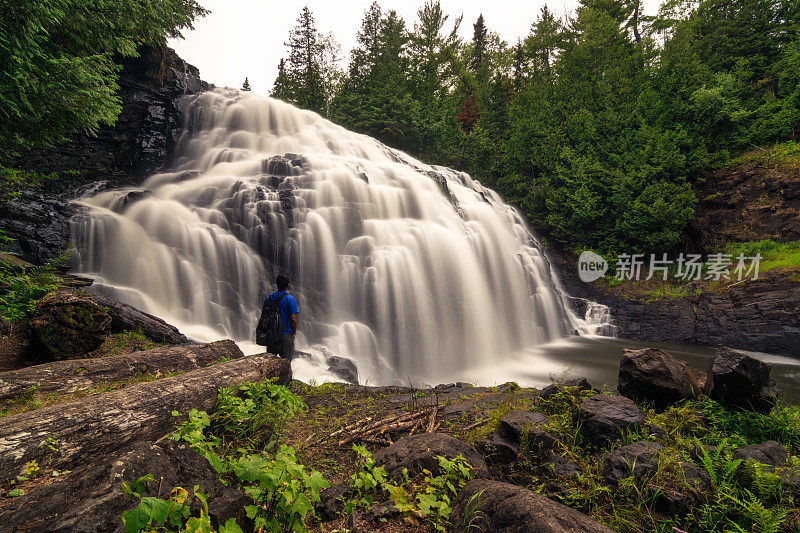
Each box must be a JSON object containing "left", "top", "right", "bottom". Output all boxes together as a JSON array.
[{"left": 451, "top": 336, "right": 800, "bottom": 404}]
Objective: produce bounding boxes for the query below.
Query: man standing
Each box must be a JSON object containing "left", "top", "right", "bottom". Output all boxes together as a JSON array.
[{"left": 266, "top": 274, "right": 299, "bottom": 358}]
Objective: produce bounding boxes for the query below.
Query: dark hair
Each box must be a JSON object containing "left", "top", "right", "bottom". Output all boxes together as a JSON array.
[{"left": 275, "top": 274, "right": 290, "bottom": 291}]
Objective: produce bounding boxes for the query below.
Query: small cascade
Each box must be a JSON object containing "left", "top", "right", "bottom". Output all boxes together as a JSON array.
[{"left": 72, "top": 88, "right": 608, "bottom": 384}]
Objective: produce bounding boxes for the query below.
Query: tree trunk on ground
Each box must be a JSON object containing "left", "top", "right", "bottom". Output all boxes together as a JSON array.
[
  {"left": 0, "top": 340, "right": 244, "bottom": 401},
  {"left": 0, "top": 354, "right": 290, "bottom": 481}
]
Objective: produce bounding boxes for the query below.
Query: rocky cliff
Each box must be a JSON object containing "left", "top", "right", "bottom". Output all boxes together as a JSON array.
[
  {"left": 593, "top": 272, "right": 800, "bottom": 356},
  {"left": 689, "top": 155, "right": 800, "bottom": 252},
  {"left": 557, "top": 154, "right": 800, "bottom": 358},
  {"left": 0, "top": 46, "right": 207, "bottom": 265}
]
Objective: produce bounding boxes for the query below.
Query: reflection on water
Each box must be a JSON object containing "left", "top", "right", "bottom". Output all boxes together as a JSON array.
[{"left": 452, "top": 336, "right": 800, "bottom": 404}]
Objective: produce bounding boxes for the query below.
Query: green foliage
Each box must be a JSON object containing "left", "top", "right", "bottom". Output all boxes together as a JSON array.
[
  {"left": 120, "top": 474, "right": 242, "bottom": 533},
  {"left": 414, "top": 455, "right": 474, "bottom": 531},
  {"left": 344, "top": 445, "right": 394, "bottom": 513},
  {"left": 0, "top": 244, "right": 61, "bottom": 323},
  {"left": 236, "top": 446, "right": 329, "bottom": 532},
  {"left": 339, "top": 445, "right": 474, "bottom": 532},
  {"left": 268, "top": 0, "right": 800, "bottom": 255},
  {"left": 0, "top": 0, "right": 207, "bottom": 155},
  {"left": 271, "top": 6, "right": 340, "bottom": 114},
  {"left": 170, "top": 381, "right": 327, "bottom": 532},
  {"left": 172, "top": 380, "right": 306, "bottom": 470}
]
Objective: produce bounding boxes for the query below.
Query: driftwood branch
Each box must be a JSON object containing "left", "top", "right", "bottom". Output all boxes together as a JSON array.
[{"left": 336, "top": 408, "right": 435, "bottom": 447}]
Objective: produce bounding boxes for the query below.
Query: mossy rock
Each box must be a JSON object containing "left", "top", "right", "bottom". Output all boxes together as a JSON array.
[{"left": 29, "top": 289, "right": 112, "bottom": 361}]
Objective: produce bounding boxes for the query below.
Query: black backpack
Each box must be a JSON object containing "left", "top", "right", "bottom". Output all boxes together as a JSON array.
[{"left": 255, "top": 293, "right": 286, "bottom": 346}]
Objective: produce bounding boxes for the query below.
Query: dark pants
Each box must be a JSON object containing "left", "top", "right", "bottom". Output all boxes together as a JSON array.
[{"left": 270, "top": 333, "right": 295, "bottom": 359}]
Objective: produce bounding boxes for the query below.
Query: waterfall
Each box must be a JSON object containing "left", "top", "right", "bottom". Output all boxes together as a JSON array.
[{"left": 72, "top": 88, "right": 606, "bottom": 384}]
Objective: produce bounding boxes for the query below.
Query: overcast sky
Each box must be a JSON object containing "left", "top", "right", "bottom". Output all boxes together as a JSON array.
[{"left": 169, "top": 0, "right": 662, "bottom": 95}]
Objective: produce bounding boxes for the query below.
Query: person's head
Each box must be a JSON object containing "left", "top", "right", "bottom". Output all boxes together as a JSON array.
[{"left": 275, "top": 274, "right": 291, "bottom": 291}]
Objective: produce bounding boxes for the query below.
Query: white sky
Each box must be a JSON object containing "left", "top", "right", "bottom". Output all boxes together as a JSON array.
[{"left": 169, "top": 0, "right": 662, "bottom": 95}]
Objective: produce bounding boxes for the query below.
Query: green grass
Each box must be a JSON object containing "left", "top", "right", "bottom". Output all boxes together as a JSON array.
[
  {"left": 727, "top": 141, "right": 800, "bottom": 169},
  {"left": 726, "top": 240, "right": 800, "bottom": 274}
]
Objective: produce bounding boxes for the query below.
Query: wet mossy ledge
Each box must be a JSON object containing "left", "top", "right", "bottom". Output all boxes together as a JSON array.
[{"left": 0, "top": 273, "right": 798, "bottom": 531}]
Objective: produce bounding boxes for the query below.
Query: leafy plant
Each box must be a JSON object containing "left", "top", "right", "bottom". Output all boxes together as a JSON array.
[
  {"left": 234, "top": 446, "right": 329, "bottom": 532},
  {"left": 0, "top": 254, "right": 61, "bottom": 323},
  {"left": 121, "top": 474, "right": 242, "bottom": 533},
  {"left": 170, "top": 381, "right": 327, "bottom": 532},
  {"left": 343, "top": 445, "right": 394, "bottom": 515},
  {"left": 414, "top": 455, "right": 474, "bottom": 531}
]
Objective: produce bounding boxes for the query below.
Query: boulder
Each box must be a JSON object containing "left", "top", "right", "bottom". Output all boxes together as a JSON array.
[
  {"left": 577, "top": 395, "right": 645, "bottom": 447},
  {"left": 27, "top": 288, "right": 187, "bottom": 361},
  {"left": 449, "top": 479, "right": 615, "bottom": 533},
  {"left": 540, "top": 377, "right": 593, "bottom": 400},
  {"left": 656, "top": 462, "right": 712, "bottom": 514},
  {"left": 369, "top": 500, "right": 401, "bottom": 521},
  {"left": 733, "top": 441, "right": 788, "bottom": 468},
  {"left": 371, "top": 432, "right": 489, "bottom": 480},
  {"left": 475, "top": 432, "right": 519, "bottom": 465},
  {"left": 648, "top": 424, "right": 669, "bottom": 440},
  {"left": 705, "top": 348, "right": 776, "bottom": 413},
  {"left": 0, "top": 440, "right": 251, "bottom": 532},
  {"left": 327, "top": 356, "right": 358, "bottom": 385},
  {"left": 544, "top": 455, "right": 582, "bottom": 479},
  {"left": 617, "top": 348, "right": 703, "bottom": 409},
  {"left": 315, "top": 482, "right": 350, "bottom": 522},
  {"left": 29, "top": 289, "right": 113, "bottom": 360},
  {"left": 89, "top": 290, "right": 187, "bottom": 345},
  {"left": 602, "top": 441, "right": 663, "bottom": 484},
  {"left": 498, "top": 411, "right": 548, "bottom": 442}
]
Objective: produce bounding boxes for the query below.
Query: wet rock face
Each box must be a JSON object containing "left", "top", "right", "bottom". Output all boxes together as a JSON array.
[
  {"left": 327, "top": 356, "right": 358, "bottom": 384},
  {"left": 577, "top": 395, "right": 645, "bottom": 447},
  {"left": 0, "top": 440, "right": 251, "bottom": 533},
  {"left": 449, "top": 479, "right": 615, "bottom": 533},
  {"left": 371, "top": 432, "right": 489, "bottom": 480},
  {"left": 0, "top": 46, "right": 207, "bottom": 265},
  {"left": 617, "top": 348, "right": 704, "bottom": 409},
  {"left": 691, "top": 160, "right": 800, "bottom": 248},
  {"left": 706, "top": 348, "right": 777, "bottom": 413}
]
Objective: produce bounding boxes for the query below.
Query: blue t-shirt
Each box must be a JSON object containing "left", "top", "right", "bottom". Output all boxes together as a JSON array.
[{"left": 267, "top": 290, "right": 299, "bottom": 335}]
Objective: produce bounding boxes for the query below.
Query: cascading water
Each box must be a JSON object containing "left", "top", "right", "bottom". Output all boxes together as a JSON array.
[{"left": 72, "top": 88, "right": 608, "bottom": 384}]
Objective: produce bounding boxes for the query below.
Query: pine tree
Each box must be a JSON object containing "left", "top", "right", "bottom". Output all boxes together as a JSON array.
[
  {"left": 525, "top": 5, "right": 564, "bottom": 80},
  {"left": 271, "top": 59, "right": 292, "bottom": 100},
  {"left": 408, "top": 0, "right": 462, "bottom": 107},
  {"left": 284, "top": 6, "right": 326, "bottom": 113},
  {"left": 470, "top": 14, "right": 488, "bottom": 76},
  {"left": 348, "top": 2, "right": 383, "bottom": 81},
  {"left": 241, "top": 77, "right": 251, "bottom": 91}
]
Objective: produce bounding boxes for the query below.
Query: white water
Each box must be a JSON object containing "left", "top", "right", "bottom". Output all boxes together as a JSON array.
[{"left": 72, "top": 88, "right": 609, "bottom": 385}]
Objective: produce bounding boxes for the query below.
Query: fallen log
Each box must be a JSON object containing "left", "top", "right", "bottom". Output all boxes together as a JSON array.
[
  {"left": 0, "top": 340, "right": 244, "bottom": 401},
  {"left": 0, "top": 354, "right": 290, "bottom": 481}
]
